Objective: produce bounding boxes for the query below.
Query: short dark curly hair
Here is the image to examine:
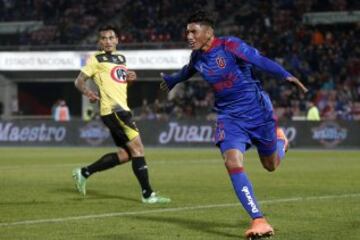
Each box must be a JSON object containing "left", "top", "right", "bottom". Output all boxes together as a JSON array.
[
  {"left": 186, "top": 10, "right": 215, "bottom": 28},
  {"left": 98, "top": 25, "right": 119, "bottom": 36}
]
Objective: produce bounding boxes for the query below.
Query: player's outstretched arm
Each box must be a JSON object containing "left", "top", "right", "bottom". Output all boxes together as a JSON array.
[
  {"left": 74, "top": 72, "right": 100, "bottom": 102},
  {"left": 226, "top": 37, "right": 308, "bottom": 94},
  {"left": 159, "top": 62, "right": 197, "bottom": 92},
  {"left": 286, "top": 76, "right": 308, "bottom": 93}
]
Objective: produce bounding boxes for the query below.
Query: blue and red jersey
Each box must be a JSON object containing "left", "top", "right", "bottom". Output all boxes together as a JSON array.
[{"left": 163, "top": 36, "right": 293, "bottom": 121}]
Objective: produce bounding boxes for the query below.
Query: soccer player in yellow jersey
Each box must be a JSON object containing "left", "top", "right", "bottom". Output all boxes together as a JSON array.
[{"left": 72, "top": 25, "right": 170, "bottom": 204}]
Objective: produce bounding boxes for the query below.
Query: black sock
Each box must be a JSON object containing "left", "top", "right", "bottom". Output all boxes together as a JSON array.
[
  {"left": 81, "top": 153, "right": 120, "bottom": 178},
  {"left": 132, "top": 157, "right": 153, "bottom": 198}
]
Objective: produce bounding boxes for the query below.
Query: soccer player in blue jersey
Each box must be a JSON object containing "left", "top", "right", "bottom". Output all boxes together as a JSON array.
[{"left": 160, "top": 11, "right": 308, "bottom": 239}]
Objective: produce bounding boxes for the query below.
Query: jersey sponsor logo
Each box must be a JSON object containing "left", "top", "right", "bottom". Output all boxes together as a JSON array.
[
  {"left": 110, "top": 65, "right": 128, "bottom": 83},
  {"left": 215, "top": 121, "right": 225, "bottom": 142},
  {"left": 216, "top": 129, "right": 225, "bottom": 142},
  {"left": 212, "top": 73, "right": 236, "bottom": 92},
  {"left": 95, "top": 54, "right": 126, "bottom": 64},
  {"left": 216, "top": 57, "right": 226, "bottom": 68}
]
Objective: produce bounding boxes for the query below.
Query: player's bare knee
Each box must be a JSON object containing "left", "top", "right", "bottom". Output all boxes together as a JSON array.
[
  {"left": 127, "top": 145, "right": 144, "bottom": 157},
  {"left": 223, "top": 150, "right": 244, "bottom": 170},
  {"left": 224, "top": 157, "right": 243, "bottom": 170},
  {"left": 263, "top": 163, "right": 276, "bottom": 172},
  {"left": 261, "top": 159, "right": 276, "bottom": 172},
  {"left": 127, "top": 137, "right": 145, "bottom": 157},
  {"left": 260, "top": 155, "right": 277, "bottom": 172},
  {"left": 117, "top": 149, "right": 130, "bottom": 163}
]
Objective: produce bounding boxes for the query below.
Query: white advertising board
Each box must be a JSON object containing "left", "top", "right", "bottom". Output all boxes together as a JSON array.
[{"left": 0, "top": 50, "right": 191, "bottom": 71}]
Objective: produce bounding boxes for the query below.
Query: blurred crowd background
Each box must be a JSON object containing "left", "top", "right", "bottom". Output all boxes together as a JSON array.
[{"left": 0, "top": 0, "right": 359, "bottom": 121}]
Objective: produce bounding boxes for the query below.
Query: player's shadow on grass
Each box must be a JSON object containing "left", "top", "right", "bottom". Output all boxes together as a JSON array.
[
  {"left": 56, "top": 188, "right": 139, "bottom": 203},
  {"left": 129, "top": 215, "right": 245, "bottom": 239},
  {"left": 0, "top": 200, "right": 49, "bottom": 206},
  {"left": 91, "top": 234, "right": 140, "bottom": 240},
  {"left": 87, "top": 190, "right": 139, "bottom": 203}
]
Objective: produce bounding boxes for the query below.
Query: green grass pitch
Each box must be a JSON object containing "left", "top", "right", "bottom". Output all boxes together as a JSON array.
[{"left": 0, "top": 147, "right": 359, "bottom": 240}]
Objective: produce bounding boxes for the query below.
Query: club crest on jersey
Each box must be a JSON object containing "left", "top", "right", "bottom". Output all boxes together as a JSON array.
[
  {"left": 216, "top": 57, "right": 226, "bottom": 68},
  {"left": 110, "top": 65, "right": 127, "bottom": 83}
]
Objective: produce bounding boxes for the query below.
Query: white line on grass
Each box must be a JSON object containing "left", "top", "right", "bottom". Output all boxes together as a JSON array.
[{"left": 0, "top": 193, "right": 359, "bottom": 227}]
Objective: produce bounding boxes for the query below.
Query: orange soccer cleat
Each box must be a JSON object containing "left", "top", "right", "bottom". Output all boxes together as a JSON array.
[
  {"left": 276, "top": 127, "right": 289, "bottom": 152},
  {"left": 245, "top": 217, "right": 274, "bottom": 239}
]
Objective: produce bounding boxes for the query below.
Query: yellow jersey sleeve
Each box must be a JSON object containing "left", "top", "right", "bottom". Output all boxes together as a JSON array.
[{"left": 81, "top": 55, "right": 98, "bottom": 77}]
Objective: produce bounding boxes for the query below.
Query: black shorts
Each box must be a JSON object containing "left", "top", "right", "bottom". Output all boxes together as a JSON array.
[{"left": 101, "top": 111, "right": 139, "bottom": 147}]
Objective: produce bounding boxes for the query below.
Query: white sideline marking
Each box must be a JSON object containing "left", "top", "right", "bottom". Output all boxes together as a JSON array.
[{"left": 0, "top": 193, "right": 359, "bottom": 227}]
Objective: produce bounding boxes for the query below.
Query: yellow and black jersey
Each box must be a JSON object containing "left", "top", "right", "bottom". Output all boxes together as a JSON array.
[{"left": 81, "top": 51, "right": 130, "bottom": 115}]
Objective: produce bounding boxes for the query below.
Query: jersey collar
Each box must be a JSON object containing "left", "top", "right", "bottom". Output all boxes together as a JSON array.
[{"left": 203, "top": 37, "right": 222, "bottom": 53}]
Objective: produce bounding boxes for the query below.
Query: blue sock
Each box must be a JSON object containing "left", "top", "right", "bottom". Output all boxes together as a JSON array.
[
  {"left": 277, "top": 139, "right": 286, "bottom": 159},
  {"left": 229, "top": 168, "right": 263, "bottom": 219}
]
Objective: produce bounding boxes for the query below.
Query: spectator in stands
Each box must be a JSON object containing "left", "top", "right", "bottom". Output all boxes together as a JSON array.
[
  {"left": 54, "top": 99, "right": 70, "bottom": 121},
  {"left": 139, "top": 99, "right": 156, "bottom": 120},
  {"left": 306, "top": 100, "right": 321, "bottom": 121},
  {"left": 11, "top": 95, "right": 19, "bottom": 115},
  {"left": 1, "top": 0, "right": 360, "bottom": 120},
  {"left": 51, "top": 99, "right": 60, "bottom": 119}
]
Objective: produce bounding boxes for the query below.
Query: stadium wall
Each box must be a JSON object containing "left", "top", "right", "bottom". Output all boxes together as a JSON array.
[{"left": 0, "top": 120, "right": 358, "bottom": 149}]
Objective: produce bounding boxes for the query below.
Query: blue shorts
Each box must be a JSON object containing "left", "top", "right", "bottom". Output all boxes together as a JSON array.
[{"left": 215, "top": 116, "right": 277, "bottom": 156}]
